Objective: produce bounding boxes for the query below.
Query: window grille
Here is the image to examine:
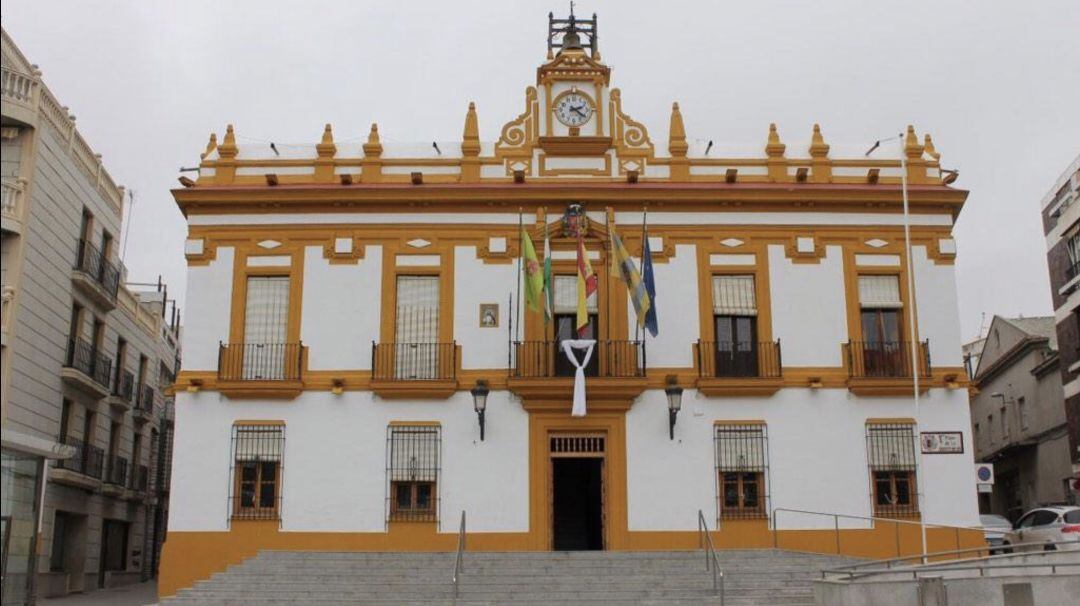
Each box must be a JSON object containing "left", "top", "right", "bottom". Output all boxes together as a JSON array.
[
  {"left": 229, "top": 424, "right": 284, "bottom": 521},
  {"left": 553, "top": 274, "right": 597, "bottom": 314},
  {"left": 857, "top": 275, "right": 902, "bottom": 309},
  {"left": 550, "top": 433, "right": 606, "bottom": 456},
  {"left": 714, "top": 424, "right": 769, "bottom": 519},
  {"left": 712, "top": 275, "right": 757, "bottom": 316},
  {"left": 386, "top": 425, "right": 440, "bottom": 523},
  {"left": 866, "top": 423, "right": 919, "bottom": 517}
]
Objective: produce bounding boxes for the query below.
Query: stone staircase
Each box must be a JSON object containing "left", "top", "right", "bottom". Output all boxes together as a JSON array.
[{"left": 164, "top": 549, "right": 858, "bottom": 605}]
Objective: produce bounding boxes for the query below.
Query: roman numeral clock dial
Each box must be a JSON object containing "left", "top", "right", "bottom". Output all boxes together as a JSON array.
[{"left": 554, "top": 92, "right": 594, "bottom": 127}]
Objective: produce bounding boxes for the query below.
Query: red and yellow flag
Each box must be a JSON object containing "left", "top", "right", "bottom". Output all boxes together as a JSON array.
[{"left": 576, "top": 233, "right": 598, "bottom": 337}]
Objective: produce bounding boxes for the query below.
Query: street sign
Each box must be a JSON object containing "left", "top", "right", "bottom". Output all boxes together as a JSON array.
[
  {"left": 921, "top": 431, "right": 964, "bottom": 454},
  {"left": 975, "top": 463, "right": 995, "bottom": 485}
]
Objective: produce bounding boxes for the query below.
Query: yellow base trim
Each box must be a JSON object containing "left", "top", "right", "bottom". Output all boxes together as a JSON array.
[{"left": 158, "top": 521, "right": 985, "bottom": 598}]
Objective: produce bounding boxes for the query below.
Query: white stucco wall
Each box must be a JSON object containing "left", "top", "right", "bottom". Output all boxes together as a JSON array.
[
  {"left": 769, "top": 244, "right": 850, "bottom": 366},
  {"left": 627, "top": 244, "right": 700, "bottom": 368},
  {"left": 181, "top": 247, "right": 234, "bottom": 370},
  {"left": 301, "top": 245, "right": 383, "bottom": 370},
  {"left": 454, "top": 246, "right": 515, "bottom": 369},
  {"left": 912, "top": 246, "right": 964, "bottom": 367}
]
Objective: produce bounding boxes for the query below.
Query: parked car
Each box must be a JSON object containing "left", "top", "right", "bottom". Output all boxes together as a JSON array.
[
  {"left": 979, "top": 514, "right": 1013, "bottom": 553},
  {"left": 1003, "top": 506, "right": 1080, "bottom": 552}
]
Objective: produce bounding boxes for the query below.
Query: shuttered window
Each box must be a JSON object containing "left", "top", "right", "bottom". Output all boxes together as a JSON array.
[
  {"left": 394, "top": 276, "right": 440, "bottom": 379},
  {"left": 858, "top": 275, "right": 902, "bottom": 309},
  {"left": 712, "top": 275, "right": 757, "bottom": 316},
  {"left": 553, "top": 274, "right": 597, "bottom": 314},
  {"left": 715, "top": 424, "right": 769, "bottom": 519},
  {"left": 230, "top": 424, "right": 284, "bottom": 520},
  {"left": 866, "top": 423, "right": 919, "bottom": 517},
  {"left": 244, "top": 277, "right": 290, "bottom": 343},
  {"left": 387, "top": 425, "right": 440, "bottom": 522}
]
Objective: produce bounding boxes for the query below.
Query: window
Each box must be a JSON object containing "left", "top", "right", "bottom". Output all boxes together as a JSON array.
[
  {"left": 712, "top": 275, "right": 759, "bottom": 377},
  {"left": 1018, "top": 397, "right": 1028, "bottom": 430},
  {"left": 242, "top": 276, "right": 291, "bottom": 379},
  {"left": 387, "top": 425, "right": 440, "bottom": 522},
  {"left": 553, "top": 275, "right": 599, "bottom": 376},
  {"left": 866, "top": 423, "right": 918, "bottom": 517},
  {"left": 393, "top": 275, "right": 441, "bottom": 379},
  {"left": 59, "top": 399, "right": 73, "bottom": 441},
  {"left": 714, "top": 424, "right": 769, "bottom": 519},
  {"left": 49, "top": 512, "right": 69, "bottom": 572},
  {"left": 230, "top": 424, "right": 284, "bottom": 520},
  {"left": 857, "top": 275, "right": 907, "bottom": 376}
]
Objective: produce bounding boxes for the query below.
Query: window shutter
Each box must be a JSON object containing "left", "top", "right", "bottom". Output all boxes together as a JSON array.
[
  {"left": 866, "top": 424, "right": 916, "bottom": 470},
  {"left": 712, "top": 275, "right": 757, "bottom": 316},
  {"left": 553, "top": 274, "right": 597, "bottom": 314},
  {"left": 243, "top": 276, "right": 290, "bottom": 343},
  {"left": 395, "top": 276, "right": 440, "bottom": 344},
  {"left": 388, "top": 425, "right": 440, "bottom": 482},
  {"left": 858, "top": 275, "right": 902, "bottom": 309}
]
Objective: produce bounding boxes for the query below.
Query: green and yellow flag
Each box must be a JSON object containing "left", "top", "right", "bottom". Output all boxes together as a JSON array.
[{"left": 521, "top": 229, "right": 545, "bottom": 312}]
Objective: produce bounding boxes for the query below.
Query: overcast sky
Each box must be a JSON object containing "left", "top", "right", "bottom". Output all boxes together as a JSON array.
[{"left": 4, "top": 0, "right": 1078, "bottom": 340}]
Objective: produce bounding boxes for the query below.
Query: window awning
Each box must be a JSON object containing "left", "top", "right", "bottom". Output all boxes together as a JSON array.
[
  {"left": 712, "top": 275, "right": 757, "bottom": 316},
  {"left": 858, "top": 275, "right": 902, "bottom": 309}
]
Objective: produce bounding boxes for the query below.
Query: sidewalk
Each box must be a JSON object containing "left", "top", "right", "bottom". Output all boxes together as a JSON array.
[{"left": 39, "top": 581, "right": 158, "bottom": 606}]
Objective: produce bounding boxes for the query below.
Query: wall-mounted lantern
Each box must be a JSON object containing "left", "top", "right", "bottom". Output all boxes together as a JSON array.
[
  {"left": 471, "top": 379, "right": 490, "bottom": 441},
  {"left": 665, "top": 376, "right": 683, "bottom": 440}
]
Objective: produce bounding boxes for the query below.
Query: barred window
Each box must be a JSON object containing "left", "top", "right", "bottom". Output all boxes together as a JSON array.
[
  {"left": 230, "top": 424, "right": 284, "bottom": 520},
  {"left": 715, "top": 424, "right": 769, "bottom": 519},
  {"left": 866, "top": 423, "right": 918, "bottom": 517},
  {"left": 387, "top": 425, "right": 440, "bottom": 522}
]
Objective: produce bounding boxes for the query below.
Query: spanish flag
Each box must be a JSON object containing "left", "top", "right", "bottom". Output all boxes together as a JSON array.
[
  {"left": 576, "top": 233, "right": 597, "bottom": 337},
  {"left": 608, "top": 227, "right": 651, "bottom": 329}
]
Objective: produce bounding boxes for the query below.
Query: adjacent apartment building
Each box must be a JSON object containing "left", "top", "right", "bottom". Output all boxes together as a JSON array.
[
  {"left": 1, "top": 28, "right": 180, "bottom": 604},
  {"left": 1040, "top": 152, "right": 1080, "bottom": 504},
  {"left": 160, "top": 13, "right": 982, "bottom": 598},
  {"left": 969, "top": 316, "right": 1071, "bottom": 519}
]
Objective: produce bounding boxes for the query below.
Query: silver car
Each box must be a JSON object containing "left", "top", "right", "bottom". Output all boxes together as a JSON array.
[
  {"left": 1003, "top": 506, "right": 1080, "bottom": 552},
  {"left": 979, "top": 514, "right": 1013, "bottom": 553}
]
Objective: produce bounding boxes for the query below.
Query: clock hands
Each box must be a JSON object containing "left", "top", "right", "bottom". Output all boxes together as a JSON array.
[{"left": 570, "top": 105, "right": 587, "bottom": 117}]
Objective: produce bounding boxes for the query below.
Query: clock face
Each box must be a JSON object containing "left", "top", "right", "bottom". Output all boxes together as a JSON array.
[{"left": 554, "top": 92, "right": 594, "bottom": 127}]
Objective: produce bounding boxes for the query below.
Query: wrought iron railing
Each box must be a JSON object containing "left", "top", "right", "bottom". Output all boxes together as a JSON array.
[
  {"left": 697, "top": 340, "right": 782, "bottom": 378},
  {"left": 510, "top": 340, "right": 645, "bottom": 378},
  {"left": 845, "top": 340, "right": 931, "bottom": 379},
  {"left": 105, "top": 455, "right": 129, "bottom": 486},
  {"left": 65, "top": 338, "right": 113, "bottom": 388},
  {"left": 74, "top": 238, "right": 121, "bottom": 298},
  {"left": 137, "top": 384, "right": 155, "bottom": 413},
  {"left": 113, "top": 369, "right": 135, "bottom": 401},
  {"left": 372, "top": 341, "right": 457, "bottom": 381},
  {"left": 218, "top": 342, "right": 303, "bottom": 381},
  {"left": 56, "top": 436, "right": 104, "bottom": 479},
  {"left": 1067, "top": 259, "right": 1080, "bottom": 283}
]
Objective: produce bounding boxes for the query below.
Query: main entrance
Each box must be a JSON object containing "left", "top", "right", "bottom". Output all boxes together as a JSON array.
[{"left": 550, "top": 433, "right": 605, "bottom": 550}]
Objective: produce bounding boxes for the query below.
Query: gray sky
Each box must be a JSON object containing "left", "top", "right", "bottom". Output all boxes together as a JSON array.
[{"left": 4, "top": 0, "right": 1078, "bottom": 340}]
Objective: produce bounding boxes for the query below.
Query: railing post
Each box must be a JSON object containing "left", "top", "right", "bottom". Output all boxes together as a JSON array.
[
  {"left": 773, "top": 509, "right": 779, "bottom": 549},
  {"left": 835, "top": 514, "right": 841, "bottom": 555},
  {"left": 895, "top": 520, "right": 901, "bottom": 557},
  {"left": 371, "top": 341, "right": 376, "bottom": 380}
]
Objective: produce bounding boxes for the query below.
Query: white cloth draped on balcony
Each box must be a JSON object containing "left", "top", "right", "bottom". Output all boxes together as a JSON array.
[
  {"left": 857, "top": 275, "right": 902, "bottom": 309},
  {"left": 712, "top": 275, "right": 757, "bottom": 316},
  {"left": 560, "top": 339, "right": 596, "bottom": 417}
]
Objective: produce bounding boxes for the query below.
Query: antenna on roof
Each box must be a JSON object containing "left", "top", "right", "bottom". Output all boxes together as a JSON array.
[
  {"left": 270, "top": 142, "right": 279, "bottom": 156},
  {"left": 432, "top": 141, "right": 442, "bottom": 155},
  {"left": 704, "top": 140, "right": 713, "bottom": 156}
]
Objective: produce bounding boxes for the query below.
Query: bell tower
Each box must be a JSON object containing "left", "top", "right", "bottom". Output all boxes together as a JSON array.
[{"left": 536, "top": 9, "right": 611, "bottom": 148}]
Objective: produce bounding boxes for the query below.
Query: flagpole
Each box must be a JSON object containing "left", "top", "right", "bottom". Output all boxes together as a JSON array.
[
  {"left": 516, "top": 209, "right": 524, "bottom": 345},
  {"left": 637, "top": 206, "right": 648, "bottom": 344}
]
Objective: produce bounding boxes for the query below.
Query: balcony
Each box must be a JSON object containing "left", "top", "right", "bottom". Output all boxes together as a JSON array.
[
  {"left": 844, "top": 340, "right": 932, "bottom": 396},
  {"left": 1, "top": 285, "right": 12, "bottom": 348},
  {"left": 103, "top": 455, "right": 128, "bottom": 497},
  {"left": 695, "top": 340, "right": 783, "bottom": 396},
  {"left": 72, "top": 238, "right": 121, "bottom": 310},
  {"left": 371, "top": 341, "right": 458, "bottom": 399},
  {"left": 217, "top": 342, "right": 305, "bottom": 399},
  {"left": 1, "top": 177, "right": 27, "bottom": 235},
  {"left": 0, "top": 66, "right": 40, "bottom": 127},
  {"left": 130, "top": 464, "right": 149, "bottom": 497},
  {"left": 106, "top": 369, "right": 135, "bottom": 412},
  {"left": 508, "top": 340, "right": 647, "bottom": 406},
  {"left": 52, "top": 437, "right": 104, "bottom": 490},
  {"left": 133, "top": 384, "right": 154, "bottom": 424},
  {"left": 61, "top": 338, "right": 113, "bottom": 399}
]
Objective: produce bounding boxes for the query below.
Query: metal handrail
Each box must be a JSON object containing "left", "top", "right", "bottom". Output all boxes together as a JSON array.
[
  {"left": 771, "top": 507, "right": 984, "bottom": 557},
  {"left": 822, "top": 539, "right": 1080, "bottom": 580},
  {"left": 452, "top": 510, "right": 466, "bottom": 598},
  {"left": 698, "top": 509, "right": 725, "bottom": 604}
]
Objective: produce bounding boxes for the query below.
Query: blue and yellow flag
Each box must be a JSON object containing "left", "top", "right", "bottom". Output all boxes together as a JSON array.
[{"left": 608, "top": 228, "right": 651, "bottom": 329}]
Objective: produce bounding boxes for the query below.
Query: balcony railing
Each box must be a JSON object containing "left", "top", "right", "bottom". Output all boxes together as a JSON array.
[
  {"left": 372, "top": 342, "right": 457, "bottom": 381},
  {"left": 218, "top": 342, "right": 303, "bottom": 381},
  {"left": 74, "top": 238, "right": 121, "bottom": 299},
  {"left": 112, "top": 369, "right": 135, "bottom": 402},
  {"left": 697, "top": 340, "right": 782, "bottom": 378},
  {"left": 1, "top": 178, "right": 26, "bottom": 231},
  {"left": 845, "top": 340, "right": 931, "bottom": 379},
  {"left": 511, "top": 340, "right": 645, "bottom": 378},
  {"left": 0, "top": 66, "right": 37, "bottom": 111},
  {"left": 105, "top": 455, "right": 129, "bottom": 487},
  {"left": 137, "top": 384, "right": 155, "bottom": 413},
  {"left": 65, "top": 338, "right": 113, "bottom": 388},
  {"left": 1067, "top": 259, "right": 1080, "bottom": 283},
  {"left": 56, "top": 437, "right": 104, "bottom": 479},
  {"left": 131, "top": 464, "right": 149, "bottom": 492}
]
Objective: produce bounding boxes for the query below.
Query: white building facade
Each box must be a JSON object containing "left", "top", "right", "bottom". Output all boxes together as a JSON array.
[{"left": 161, "top": 14, "right": 981, "bottom": 597}]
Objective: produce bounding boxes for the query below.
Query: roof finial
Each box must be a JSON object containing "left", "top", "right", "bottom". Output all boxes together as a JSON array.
[
  {"left": 668, "top": 102, "right": 688, "bottom": 157},
  {"left": 766, "top": 123, "right": 786, "bottom": 157},
  {"left": 924, "top": 133, "right": 940, "bottom": 160},
  {"left": 809, "top": 123, "right": 829, "bottom": 157},
  {"left": 218, "top": 124, "right": 238, "bottom": 159},
  {"left": 462, "top": 102, "right": 481, "bottom": 157},
  {"left": 363, "top": 123, "right": 383, "bottom": 157},
  {"left": 317, "top": 123, "right": 336, "bottom": 158},
  {"left": 904, "top": 125, "right": 923, "bottom": 158},
  {"left": 201, "top": 132, "right": 217, "bottom": 159}
]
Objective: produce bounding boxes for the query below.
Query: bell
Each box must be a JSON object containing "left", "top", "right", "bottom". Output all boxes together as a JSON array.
[{"left": 562, "top": 30, "right": 583, "bottom": 50}]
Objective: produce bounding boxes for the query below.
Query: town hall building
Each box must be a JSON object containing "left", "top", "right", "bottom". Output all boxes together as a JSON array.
[{"left": 160, "top": 13, "right": 981, "bottom": 597}]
